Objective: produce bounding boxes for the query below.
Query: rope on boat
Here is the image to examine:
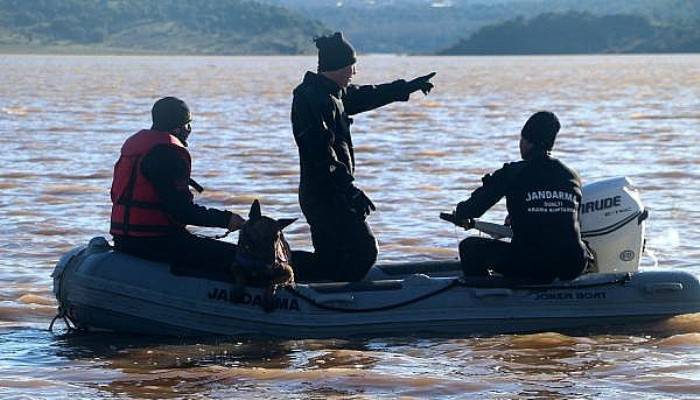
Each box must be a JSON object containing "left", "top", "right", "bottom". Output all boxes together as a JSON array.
[
  {"left": 48, "top": 249, "right": 84, "bottom": 333},
  {"left": 283, "top": 273, "right": 632, "bottom": 313},
  {"left": 284, "top": 279, "right": 462, "bottom": 313},
  {"left": 48, "top": 306, "right": 77, "bottom": 333},
  {"left": 502, "top": 273, "right": 632, "bottom": 292}
]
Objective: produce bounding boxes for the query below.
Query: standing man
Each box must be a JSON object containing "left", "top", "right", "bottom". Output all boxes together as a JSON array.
[
  {"left": 291, "top": 32, "right": 436, "bottom": 282},
  {"left": 453, "top": 111, "right": 592, "bottom": 283},
  {"left": 110, "top": 97, "right": 245, "bottom": 277}
]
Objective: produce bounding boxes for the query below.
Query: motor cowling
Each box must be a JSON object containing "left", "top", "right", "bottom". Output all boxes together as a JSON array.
[{"left": 580, "top": 177, "right": 647, "bottom": 273}]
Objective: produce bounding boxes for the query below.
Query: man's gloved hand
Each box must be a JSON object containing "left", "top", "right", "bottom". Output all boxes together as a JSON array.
[
  {"left": 227, "top": 213, "right": 246, "bottom": 232},
  {"left": 452, "top": 204, "right": 475, "bottom": 229},
  {"left": 454, "top": 201, "right": 471, "bottom": 224},
  {"left": 347, "top": 186, "right": 376, "bottom": 219},
  {"left": 407, "top": 72, "right": 436, "bottom": 95}
]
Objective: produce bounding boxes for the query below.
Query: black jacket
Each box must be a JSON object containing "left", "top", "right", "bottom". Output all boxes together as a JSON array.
[
  {"left": 456, "top": 154, "right": 588, "bottom": 278},
  {"left": 291, "top": 71, "right": 411, "bottom": 220},
  {"left": 139, "top": 145, "right": 231, "bottom": 229}
]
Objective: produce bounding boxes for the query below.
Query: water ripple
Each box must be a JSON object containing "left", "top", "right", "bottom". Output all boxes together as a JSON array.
[{"left": 0, "top": 54, "right": 699, "bottom": 399}]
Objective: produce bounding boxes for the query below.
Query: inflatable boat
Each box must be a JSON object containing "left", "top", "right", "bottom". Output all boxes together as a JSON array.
[{"left": 51, "top": 178, "right": 700, "bottom": 338}]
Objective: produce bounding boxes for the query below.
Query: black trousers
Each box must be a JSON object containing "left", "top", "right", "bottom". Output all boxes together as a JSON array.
[
  {"left": 293, "top": 213, "right": 378, "bottom": 283},
  {"left": 459, "top": 236, "right": 588, "bottom": 283},
  {"left": 459, "top": 237, "right": 513, "bottom": 277},
  {"left": 113, "top": 232, "right": 238, "bottom": 280}
]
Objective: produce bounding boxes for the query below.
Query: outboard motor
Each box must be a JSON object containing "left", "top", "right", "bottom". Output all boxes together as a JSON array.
[{"left": 580, "top": 177, "right": 647, "bottom": 273}]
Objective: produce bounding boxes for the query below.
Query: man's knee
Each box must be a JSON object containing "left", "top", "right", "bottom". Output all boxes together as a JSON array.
[
  {"left": 360, "top": 237, "right": 378, "bottom": 266},
  {"left": 459, "top": 237, "right": 502, "bottom": 276},
  {"left": 175, "top": 235, "right": 238, "bottom": 272},
  {"left": 459, "top": 236, "right": 483, "bottom": 260},
  {"left": 335, "top": 239, "right": 377, "bottom": 282}
]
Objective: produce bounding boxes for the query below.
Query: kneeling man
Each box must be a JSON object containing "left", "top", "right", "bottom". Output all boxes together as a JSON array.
[
  {"left": 291, "top": 32, "right": 436, "bottom": 282},
  {"left": 453, "top": 111, "right": 592, "bottom": 283}
]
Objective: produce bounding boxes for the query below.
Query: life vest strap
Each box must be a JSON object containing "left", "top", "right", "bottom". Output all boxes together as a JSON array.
[
  {"left": 110, "top": 222, "right": 178, "bottom": 233},
  {"left": 116, "top": 199, "right": 163, "bottom": 210}
]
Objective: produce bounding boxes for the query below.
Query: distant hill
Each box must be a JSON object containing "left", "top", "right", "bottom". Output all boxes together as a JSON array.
[
  {"left": 265, "top": 0, "right": 700, "bottom": 54},
  {"left": 0, "top": 0, "right": 328, "bottom": 55},
  {"left": 2, "top": 0, "right": 698, "bottom": 55},
  {"left": 440, "top": 12, "right": 700, "bottom": 55},
  {"left": 263, "top": 0, "right": 505, "bottom": 54}
]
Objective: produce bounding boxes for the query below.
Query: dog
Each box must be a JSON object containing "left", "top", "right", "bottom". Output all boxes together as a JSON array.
[{"left": 231, "top": 200, "right": 296, "bottom": 312}]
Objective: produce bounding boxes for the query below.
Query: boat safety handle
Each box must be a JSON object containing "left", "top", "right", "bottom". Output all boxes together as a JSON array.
[
  {"left": 473, "top": 288, "right": 513, "bottom": 298},
  {"left": 645, "top": 282, "right": 684, "bottom": 294}
]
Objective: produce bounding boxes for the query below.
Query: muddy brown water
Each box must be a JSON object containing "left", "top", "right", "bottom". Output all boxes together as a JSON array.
[{"left": 1, "top": 54, "right": 699, "bottom": 399}]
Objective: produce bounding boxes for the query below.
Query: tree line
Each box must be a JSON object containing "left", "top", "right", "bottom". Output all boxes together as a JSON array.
[
  {"left": 1, "top": 0, "right": 698, "bottom": 55},
  {"left": 440, "top": 11, "right": 700, "bottom": 55}
]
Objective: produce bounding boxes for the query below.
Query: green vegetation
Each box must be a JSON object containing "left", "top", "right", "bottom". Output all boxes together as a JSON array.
[
  {"left": 268, "top": 0, "right": 700, "bottom": 54},
  {"left": 0, "top": 0, "right": 328, "bottom": 54},
  {"left": 440, "top": 12, "right": 700, "bottom": 55},
  {"left": 1, "top": 0, "right": 698, "bottom": 55}
]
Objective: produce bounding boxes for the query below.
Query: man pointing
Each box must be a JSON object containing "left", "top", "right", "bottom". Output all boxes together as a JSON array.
[{"left": 291, "top": 32, "right": 436, "bottom": 282}]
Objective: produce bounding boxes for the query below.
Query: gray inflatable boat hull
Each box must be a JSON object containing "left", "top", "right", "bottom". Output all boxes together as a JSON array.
[{"left": 52, "top": 237, "right": 700, "bottom": 338}]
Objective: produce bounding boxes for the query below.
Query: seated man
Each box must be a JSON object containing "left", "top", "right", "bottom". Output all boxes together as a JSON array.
[
  {"left": 110, "top": 97, "right": 245, "bottom": 277},
  {"left": 453, "top": 111, "right": 592, "bottom": 283}
]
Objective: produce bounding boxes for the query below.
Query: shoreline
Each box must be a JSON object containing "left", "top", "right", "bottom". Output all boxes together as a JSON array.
[{"left": 2, "top": 47, "right": 699, "bottom": 57}]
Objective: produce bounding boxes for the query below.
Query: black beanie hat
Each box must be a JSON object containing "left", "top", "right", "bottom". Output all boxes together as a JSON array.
[
  {"left": 521, "top": 111, "right": 560, "bottom": 151},
  {"left": 315, "top": 32, "right": 357, "bottom": 72},
  {"left": 151, "top": 97, "right": 191, "bottom": 132}
]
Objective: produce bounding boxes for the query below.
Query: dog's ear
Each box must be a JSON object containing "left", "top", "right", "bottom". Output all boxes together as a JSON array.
[
  {"left": 276, "top": 218, "right": 297, "bottom": 231},
  {"left": 249, "top": 199, "right": 261, "bottom": 220}
]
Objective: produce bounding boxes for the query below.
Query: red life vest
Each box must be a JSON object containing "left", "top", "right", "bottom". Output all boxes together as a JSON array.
[{"left": 110, "top": 129, "right": 191, "bottom": 237}]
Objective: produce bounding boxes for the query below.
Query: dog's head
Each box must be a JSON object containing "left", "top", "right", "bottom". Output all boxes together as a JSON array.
[{"left": 236, "top": 200, "right": 296, "bottom": 283}]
